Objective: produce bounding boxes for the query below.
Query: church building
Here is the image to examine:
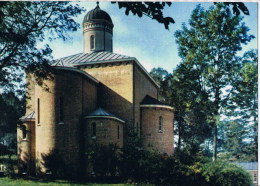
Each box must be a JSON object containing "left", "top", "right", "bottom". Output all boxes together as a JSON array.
[{"left": 17, "top": 4, "right": 175, "bottom": 176}]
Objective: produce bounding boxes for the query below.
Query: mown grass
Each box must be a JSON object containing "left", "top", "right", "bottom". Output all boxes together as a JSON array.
[{"left": 0, "top": 177, "right": 139, "bottom": 186}]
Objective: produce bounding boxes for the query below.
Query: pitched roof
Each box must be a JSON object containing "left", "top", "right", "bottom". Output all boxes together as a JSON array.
[
  {"left": 20, "top": 112, "right": 35, "bottom": 122},
  {"left": 235, "top": 162, "right": 257, "bottom": 170},
  {"left": 53, "top": 51, "right": 134, "bottom": 67},
  {"left": 87, "top": 108, "right": 116, "bottom": 117},
  {"left": 140, "top": 95, "right": 166, "bottom": 105},
  {"left": 85, "top": 108, "right": 125, "bottom": 123},
  {"left": 53, "top": 51, "right": 160, "bottom": 88}
]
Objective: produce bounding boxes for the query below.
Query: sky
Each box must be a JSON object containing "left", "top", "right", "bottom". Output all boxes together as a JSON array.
[{"left": 48, "top": 2, "right": 258, "bottom": 73}]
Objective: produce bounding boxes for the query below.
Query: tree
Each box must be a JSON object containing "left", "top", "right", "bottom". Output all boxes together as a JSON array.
[
  {"left": 149, "top": 67, "right": 172, "bottom": 102},
  {"left": 174, "top": 3, "right": 254, "bottom": 160},
  {"left": 112, "top": 2, "right": 250, "bottom": 30},
  {"left": 218, "top": 120, "right": 256, "bottom": 161},
  {"left": 0, "top": 92, "right": 24, "bottom": 133},
  {"left": 0, "top": 2, "right": 250, "bottom": 94},
  {"left": 150, "top": 66, "right": 213, "bottom": 152},
  {"left": 0, "top": 2, "right": 84, "bottom": 93},
  {"left": 170, "top": 64, "right": 213, "bottom": 151},
  {"left": 219, "top": 50, "right": 258, "bottom": 161}
]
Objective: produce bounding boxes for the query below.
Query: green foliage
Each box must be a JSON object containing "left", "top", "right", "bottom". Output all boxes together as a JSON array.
[
  {"left": 221, "top": 2, "right": 249, "bottom": 15},
  {"left": 149, "top": 66, "right": 213, "bottom": 152},
  {"left": 0, "top": 143, "right": 10, "bottom": 155},
  {"left": 171, "top": 63, "right": 213, "bottom": 150},
  {"left": 219, "top": 49, "right": 258, "bottom": 161},
  {"left": 150, "top": 3, "right": 256, "bottom": 162},
  {"left": 149, "top": 67, "right": 172, "bottom": 103},
  {"left": 0, "top": 92, "right": 25, "bottom": 133},
  {"left": 111, "top": 2, "right": 174, "bottom": 29},
  {"left": 111, "top": 2, "right": 249, "bottom": 30},
  {"left": 0, "top": 177, "right": 137, "bottom": 186},
  {"left": 174, "top": 3, "right": 254, "bottom": 160},
  {"left": 226, "top": 50, "right": 258, "bottom": 119},
  {"left": 119, "top": 126, "right": 146, "bottom": 180},
  {"left": 0, "top": 2, "right": 84, "bottom": 93},
  {"left": 200, "top": 161, "right": 252, "bottom": 186},
  {"left": 0, "top": 155, "right": 17, "bottom": 178},
  {"left": 218, "top": 120, "right": 257, "bottom": 162},
  {"left": 86, "top": 143, "right": 120, "bottom": 177}
]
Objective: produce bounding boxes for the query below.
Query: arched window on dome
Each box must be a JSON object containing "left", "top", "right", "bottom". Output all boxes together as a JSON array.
[
  {"left": 90, "top": 35, "right": 95, "bottom": 50},
  {"left": 159, "top": 116, "right": 163, "bottom": 132}
]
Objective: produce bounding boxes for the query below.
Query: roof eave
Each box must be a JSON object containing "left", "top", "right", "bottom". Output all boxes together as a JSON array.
[
  {"left": 84, "top": 115, "right": 125, "bottom": 123},
  {"left": 54, "top": 66, "right": 99, "bottom": 84}
]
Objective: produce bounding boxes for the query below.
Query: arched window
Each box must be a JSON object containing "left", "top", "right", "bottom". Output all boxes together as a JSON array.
[
  {"left": 92, "top": 122, "right": 96, "bottom": 137},
  {"left": 159, "top": 116, "right": 163, "bottom": 132},
  {"left": 37, "top": 98, "right": 40, "bottom": 124},
  {"left": 59, "top": 96, "right": 64, "bottom": 123},
  {"left": 21, "top": 125, "right": 26, "bottom": 139},
  {"left": 90, "top": 35, "right": 95, "bottom": 50}
]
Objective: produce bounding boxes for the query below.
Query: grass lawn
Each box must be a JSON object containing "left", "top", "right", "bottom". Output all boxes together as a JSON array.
[{"left": 0, "top": 177, "right": 136, "bottom": 186}]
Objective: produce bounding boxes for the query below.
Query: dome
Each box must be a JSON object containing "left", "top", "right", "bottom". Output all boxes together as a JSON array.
[{"left": 83, "top": 4, "right": 113, "bottom": 24}]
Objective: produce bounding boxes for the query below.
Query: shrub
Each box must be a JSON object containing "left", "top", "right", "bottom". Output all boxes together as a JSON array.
[
  {"left": 0, "top": 144, "right": 10, "bottom": 155},
  {"left": 86, "top": 143, "right": 120, "bottom": 177},
  {"left": 200, "top": 161, "right": 253, "bottom": 186}
]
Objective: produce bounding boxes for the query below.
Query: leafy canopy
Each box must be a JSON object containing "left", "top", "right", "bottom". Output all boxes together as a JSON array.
[
  {"left": 174, "top": 3, "right": 254, "bottom": 160},
  {"left": 0, "top": 2, "right": 84, "bottom": 93}
]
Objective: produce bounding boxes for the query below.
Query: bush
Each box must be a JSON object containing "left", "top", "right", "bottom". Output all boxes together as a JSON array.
[
  {"left": 0, "top": 144, "right": 10, "bottom": 155},
  {"left": 86, "top": 143, "right": 120, "bottom": 178},
  {"left": 200, "top": 161, "right": 253, "bottom": 186}
]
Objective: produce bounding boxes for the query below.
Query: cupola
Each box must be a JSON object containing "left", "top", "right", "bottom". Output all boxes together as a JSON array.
[{"left": 83, "top": 3, "right": 114, "bottom": 53}]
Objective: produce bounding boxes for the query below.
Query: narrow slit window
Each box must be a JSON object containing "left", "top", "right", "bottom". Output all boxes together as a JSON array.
[
  {"left": 159, "top": 116, "right": 163, "bottom": 131},
  {"left": 59, "top": 96, "right": 64, "bottom": 122},
  {"left": 22, "top": 125, "right": 26, "bottom": 139},
  {"left": 37, "top": 98, "right": 40, "bottom": 124},
  {"left": 90, "top": 35, "right": 95, "bottom": 50},
  {"left": 117, "top": 125, "right": 120, "bottom": 139},
  {"left": 92, "top": 123, "right": 96, "bottom": 137}
]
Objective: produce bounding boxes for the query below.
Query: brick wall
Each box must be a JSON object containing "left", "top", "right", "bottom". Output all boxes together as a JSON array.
[
  {"left": 34, "top": 69, "right": 98, "bottom": 176},
  {"left": 85, "top": 118, "right": 124, "bottom": 148},
  {"left": 133, "top": 64, "right": 158, "bottom": 134},
  {"left": 141, "top": 106, "right": 174, "bottom": 155},
  {"left": 82, "top": 62, "right": 134, "bottom": 125}
]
